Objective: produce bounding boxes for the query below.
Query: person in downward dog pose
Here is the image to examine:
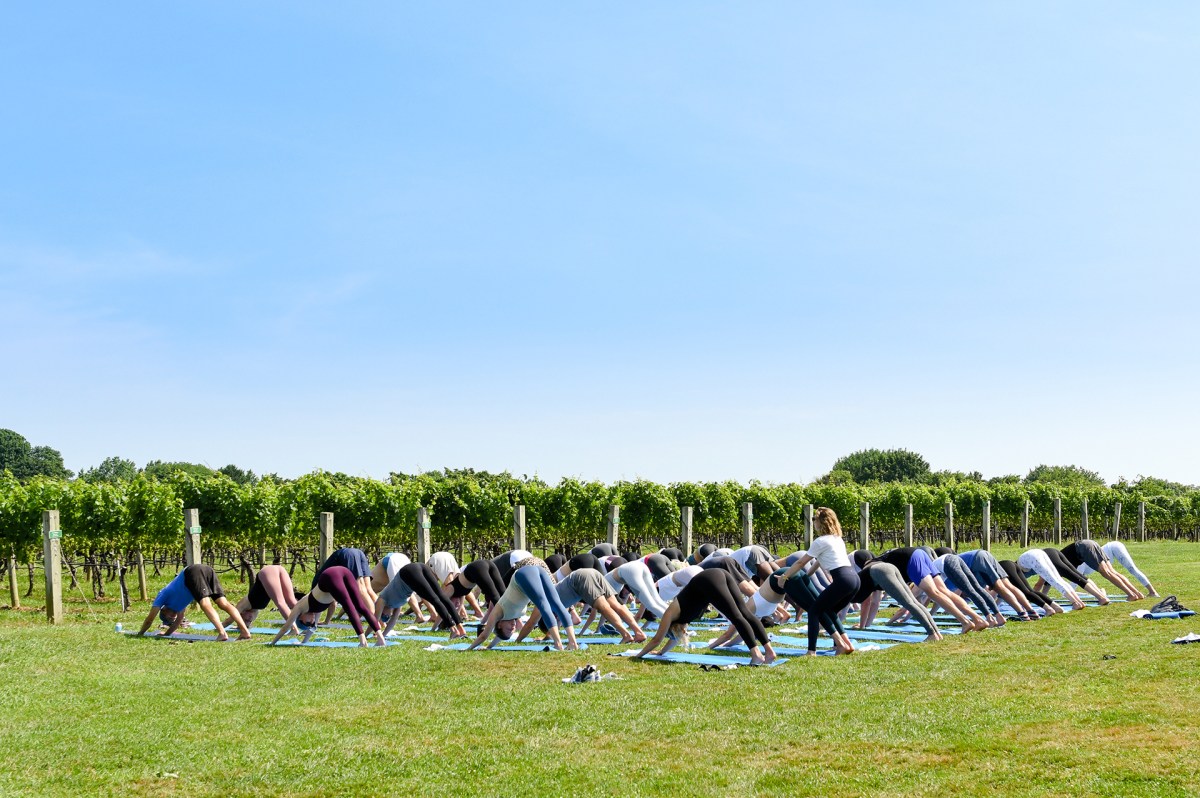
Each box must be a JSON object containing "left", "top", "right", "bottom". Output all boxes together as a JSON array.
[
  {"left": 1036, "top": 547, "right": 1110, "bottom": 605},
  {"left": 1059, "top": 540, "right": 1144, "bottom": 601},
  {"left": 373, "top": 561, "right": 468, "bottom": 638},
  {"left": 1077, "top": 541, "right": 1158, "bottom": 598},
  {"left": 877, "top": 546, "right": 988, "bottom": 633},
  {"left": 223, "top": 564, "right": 301, "bottom": 630},
  {"left": 272, "top": 565, "right": 387, "bottom": 648},
  {"left": 1016, "top": 548, "right": 1088, "bottom": 610},
  {"left": 928, "top": 550, "right": 1006, "bottom": 628},
  {"left": 605, "top": 558, "right": 671, "bottom": 619},
  {"left": 995, "top": 558, "right": 1063, "bottom": 616},
  {"left": 779, "top": 507, "right": 861, "bottom": 656},
  {"left": 314, "top": 547, "right": 377, "bottom": 608},
  {"left": 954, "top": 549, "right": 1041, "bottom": 621},
  {"left": 633, "top": 568, "right": 778, "bottom": 665},
  {"left": 441, "top": 558, "right": 507, "bottom": 621},
  {"left": 707, "top": 568, "right": 793, "bottom": 650},
  {"left": 138, "top": 564, "right": 254, "bottom": 641},
  {"left": 849, "top": 551, "right": 943, "bottom": 641},
  {"left": 531, "top": 567, "right": 646, "bottom": 644},
  {"left": 468, "top": 556, "right": 580, "bottom": 651}
]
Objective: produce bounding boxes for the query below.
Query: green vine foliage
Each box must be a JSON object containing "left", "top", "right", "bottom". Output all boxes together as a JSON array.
[{"left": 1, "top": 469, "right": 1198, "bottom": 558}]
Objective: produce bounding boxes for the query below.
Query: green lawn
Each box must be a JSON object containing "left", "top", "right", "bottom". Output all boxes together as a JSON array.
[{"left": 1, "top": 543, "right": 1198, "bottom": 797}]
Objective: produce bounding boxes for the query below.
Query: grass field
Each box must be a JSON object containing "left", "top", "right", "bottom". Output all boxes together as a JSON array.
[{"left": 1, "top": 543, "right": 1198, "bottom": 797}]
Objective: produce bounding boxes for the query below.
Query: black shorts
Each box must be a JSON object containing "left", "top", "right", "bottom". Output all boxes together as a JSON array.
[
  {"left": 183, "top": 564, "right": 224, "bottom": 602},
  {"left": 247, "top": 577, "right": 270, "bottom": 610},
  {"left": 699, "top": 557, "right": 751, "bottom": 583}
]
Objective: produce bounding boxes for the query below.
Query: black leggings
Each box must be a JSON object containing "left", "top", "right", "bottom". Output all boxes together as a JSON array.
[
  {"left": 455, "top": 559, "right": 505, "bottom": 606},
  {"left": 998, "top": 559, "right": 1054, "bottom": 610},
  {"left": 644, "top": 554, "right": 673, "bottom": 581},
  {"left": 659, "top": 548, "right": 685, "bottom": 562},
  {"left": 784, "top": 571, "right": 846, "bottom": 638},
  {"left": 676, "top": 569, "right": 770, "bottom": 647},
  {"left": 400, "top": 563, "right": 463, "bottom": 629},
  {"left": 807, "top": 566, "right": 859, "bottom": 653},
  {"left": 568, "top": 553, "right": 601, "bottom": 573},
  {"left": 1041, "top": 548, "right": 1090, "bottom": 588},
  {"left": 544, "top": 553, "right": 567, "bottom": 573}
]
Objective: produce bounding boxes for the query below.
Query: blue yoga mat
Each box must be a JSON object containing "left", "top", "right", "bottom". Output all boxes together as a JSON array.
[
  {"left": 614, "top": 650, "right": 794, "bottom": 665},
  {"left": 123, "top": 630, "right": 226, "bottom": 642},
  {"left": 272, "top": 639, "right": 388, "bottom": 648},
  {"left": 721, "top": 642, "right": 894, "bottom": 656},
  {"left": 191, "top": 623, "right": 286, "bottom": 635},
  {"left": 1144, "top": 610, "right": 1196, "bottom": 619}
]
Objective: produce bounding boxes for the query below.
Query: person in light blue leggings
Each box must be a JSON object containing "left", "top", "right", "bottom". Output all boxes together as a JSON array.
[{"left": 468, "top": 558, "right": 580, "bottom": 650}]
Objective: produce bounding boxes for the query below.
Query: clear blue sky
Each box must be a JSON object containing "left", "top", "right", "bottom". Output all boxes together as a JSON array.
[{"left": 2, "top": 4, "right": 1198, "bottom": 485}]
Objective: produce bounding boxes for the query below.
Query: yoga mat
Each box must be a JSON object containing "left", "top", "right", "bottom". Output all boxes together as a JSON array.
[
  {"left": 272, "top": 639, "right": 387, "bottom": 648},
  {"left": 121, "top": 630, "right": 243, "bottom": 642},
  {"left": 191, "top": 623, "right": 287, "bottom": 635},
  {"left": 1144, "top": 610, "right": 1196, "bottom": 619},
  {"left": 443, "top": 642, "right": 590, "bottom": 652},
  {"left": 613, "top": 650, "right": 794, "bottom": 665},
  {"left": 722, "top": 642, "right": 895, "bottom": 656}
]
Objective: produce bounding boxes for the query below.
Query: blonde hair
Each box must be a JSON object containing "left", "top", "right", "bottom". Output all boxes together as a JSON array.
[{"left": 813, "top": 507, "right": 843, "bottom": 537}]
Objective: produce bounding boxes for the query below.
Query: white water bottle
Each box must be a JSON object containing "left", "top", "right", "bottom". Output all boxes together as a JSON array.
[{"left": 114, "top": 622, "right": 123, "bottom": 632}]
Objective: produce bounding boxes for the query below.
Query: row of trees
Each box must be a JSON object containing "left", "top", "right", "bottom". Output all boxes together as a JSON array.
[{"left": 3, "top": 468, "right": 1198, "bottom": 566}]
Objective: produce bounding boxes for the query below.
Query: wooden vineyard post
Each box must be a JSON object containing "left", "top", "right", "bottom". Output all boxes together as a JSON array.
[
  {"left": 184, "top": 508, "right": 202, "bottom": 567},
  {"left": 903, "top": 504, "right": 914, "bottom": 548},
  {"left": 1053, "top": 499, "right": 1063, "bottom": 545},
  {"left": 136, "top": 551, "right": 148, "bottom": 601},
  {"left": 1113, "top": 501, "right": 1122, "bottom": 541},
  {"left": 318, "top": 512, "right": 334, "bottom": 565},
  {"left": 513, "top": 505, "right": 527, "bottom": 552},
  {"left": 944, "top": 502, "right": 955, "bottom": 550},
  {"left": 43, "top": 511, "right": 63, "bottom": 624},
  {"left": 1138, "top": 502, "right": 1146, "bottom": 543},
  {"left": 8, "top": 554, "right": 20, "bottom": 610},
  {"left": 680, "top": 507, "right": 694, "bottom": 559},
  {"left": 803, "top": 504, "right": 814, "bottom": 549},
  {"left": 981, "top": 501, "right": 991, "bottom": 552},
  {"left": 416, "top": 507, "right": 432, "bottom": 563},
  {"left": 859, "top": 502, "right": 870, "bottom": 552},
  {"left": 1020, "top": 501, "right": 1030, "bottom": 548},
  {"left": 741, "top": 503, "right": 753, "bottom": 547},
  {"left": 607, "top": 505, "right": 620, "bottom": 550},
  {"left": 1081, "top": 497, "right": 1090, "bottom": 540}
]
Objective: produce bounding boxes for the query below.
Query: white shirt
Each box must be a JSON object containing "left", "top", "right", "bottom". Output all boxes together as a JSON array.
[
  {"left": 806, "top": 535, "right": 851, "bottom": 572},
  {"left": 656, "top": 565, "right": 702, "bottom": 602}
]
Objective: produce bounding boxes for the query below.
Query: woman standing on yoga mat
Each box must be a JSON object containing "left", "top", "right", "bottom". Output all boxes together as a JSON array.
[
  {"left": 224, "top": 564, "right": 301, "bottom": 628},
  {"left": 877, "top": 547, "right": 988, "bottom": 633},
  {"left": 273, "top": 565, "right": 387, "bottom": 648},
  {"left": 467, "top": 557, "right": 580, "bottom": 651},
  {"left": 779, "top": 507, "right": 861, "bottom": 656},
  {"left": 138, "top": 564, "right": 254, "bottom": 641},
  {"left": 1060, "top": 541, "right": 1143, "bottom": 600},
  {"left": 633, "top": 568, "right": 777, "bottom": 664}
]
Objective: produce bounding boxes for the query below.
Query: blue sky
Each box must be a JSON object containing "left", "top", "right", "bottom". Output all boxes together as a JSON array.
[{"left": 2, "top": 4, "right": 1198, "bottom": 485}]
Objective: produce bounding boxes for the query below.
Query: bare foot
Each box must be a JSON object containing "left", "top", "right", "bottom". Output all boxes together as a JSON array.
[{"left": 237, "top": 633, "right": 253, "bottom": 641}]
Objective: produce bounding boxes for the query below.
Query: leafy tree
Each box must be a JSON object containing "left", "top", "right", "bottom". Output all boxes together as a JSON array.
[
  {"left": 79, "top": 456, "right": 139, "bottom": 483},
  {"left": 829, "top": 448, "right": 931, "bottom": 484},
  {"left": 142, "top": 460, "right": 216, "bottom": 480},
  {"left": 0, "top": 430, "right": 72, "bottom": 479},
  {"left": 0, "top": 429, "right": 34, "bottom": 478},
  {"left": 1131, "top": 475, "right": 1196, "bottom": 496},
  {"left": 1024, "top": 464, "right": 1106, "bottom": 489},
  {"left": 218, "top": 464, "right": 258, "bottom": 486}
]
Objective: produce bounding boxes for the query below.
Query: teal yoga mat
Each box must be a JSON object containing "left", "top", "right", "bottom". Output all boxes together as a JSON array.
[{"left": 614, "top": 650, "right": 795, "bottom": 665}]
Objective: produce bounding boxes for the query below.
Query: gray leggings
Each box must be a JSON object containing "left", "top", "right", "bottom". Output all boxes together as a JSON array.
[
  {"left": 866, "top": 562, "right": 939, "bottom": 636},
  {"left": 941, "top": 554, "right": 1000, "bottom": 617}
]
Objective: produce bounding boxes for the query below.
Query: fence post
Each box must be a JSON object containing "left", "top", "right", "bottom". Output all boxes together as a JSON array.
[
  {"left": 8, "top": 554, "right": 20, "bottom": 610},
  {"left": 1053, "top": 499, "right": 1062, "bottom": 545},
  {"left": 318, "top": 512, "right": 334, "bottom": 564},
  {"left": 184, "top": 508, "right": 202, "bottom": 567},
  {"left": 1138, "top": 502, "right": 1145, "bottom": 543},
  {"left": 1113, "top": 501, "right": 1122, "bottom": 541},
  {"left": 1081, "top": 497, "right": 1090, "bottom": 540},
  {"left": 1020, "top": 501, "right": 1030, "bottom": 548},
  {"left": 257, "top": 543, "right": 268, "bottom": 569},
  {"left": 416, "top": 507, "right": 432, "bottom": 562},
  {"left": 944, "top": 502, "right": 955, "bottom": 550},
  {"left": 136, "top": 551, "right": 148, "bottom": 601},
  {"left": 513, "top": 505, "right": 527, "bottom": 552},
  {"left": 607, "top": 505, "right": 620, "bottom": 549},
  {"left": 981, "top": 500, "right": 991, "bottom": 551},
  {"left": 903, "top": 504, "right": 913, "bottom": 548},
  {"left": 43, "top": 510, "right": 63, "bottom": 625},
  {"left": 741, "top": 503, "right": 753, "bottom": 547},
  {"left": 680, "top": 507, "right": 693, "bottom": 558},
  {"left": 803, "top": 504, "right": 814, "bottom": 549},
  {"left": 859, "top": 502, "right": 870, "bottom": 552}
]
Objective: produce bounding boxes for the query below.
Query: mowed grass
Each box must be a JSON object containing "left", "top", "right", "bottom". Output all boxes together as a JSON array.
[{"left": 1, "top": 543, "right": 1198, "bottom": 798}]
